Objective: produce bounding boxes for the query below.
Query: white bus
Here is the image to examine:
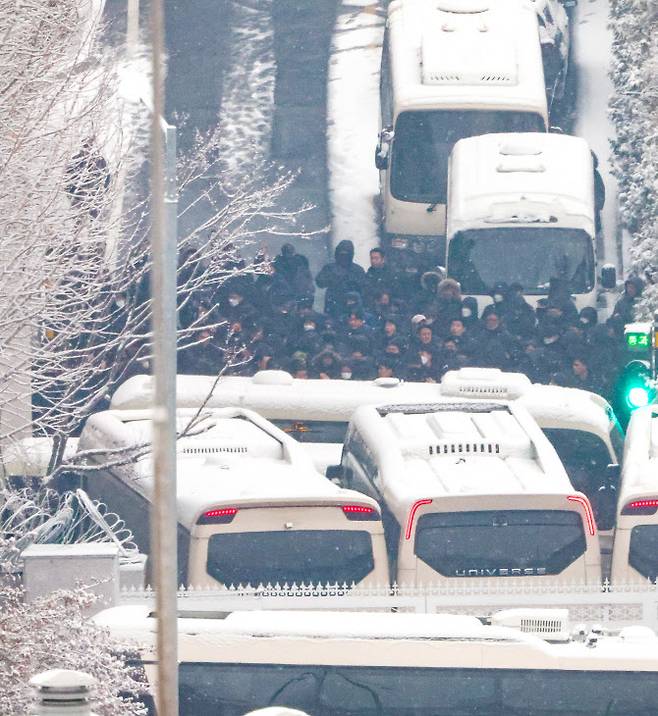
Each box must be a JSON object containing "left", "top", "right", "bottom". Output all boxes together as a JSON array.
[
  {"left": 109, "top": 368, "right": 623, "bottom": 522},
  {"left": 445, "top": 133, "right": 616, "bottom": 313},
  {"left": 97, "top": 606, "right": 658, "bottom": 714},
  {"left": 611, "top": 405, "right": 658, "bottom": 584},
  {"left": 376, "top": 0, "right": 548, "bottom": 265},
  {"left": 77, "top": 408, "right": 388, "bottom": 588},
  {"left": 337, "top": 401, "right": 601, "bottom": 585}
]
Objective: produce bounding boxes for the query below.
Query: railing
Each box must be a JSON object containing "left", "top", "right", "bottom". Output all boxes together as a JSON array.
[{"left": 120, "top": 580, "right": 658, "bottom": 632}]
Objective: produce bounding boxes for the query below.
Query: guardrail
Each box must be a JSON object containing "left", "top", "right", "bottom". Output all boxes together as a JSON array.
[{"left": 120, "top": 579, "right": 658, "bottom": 631}]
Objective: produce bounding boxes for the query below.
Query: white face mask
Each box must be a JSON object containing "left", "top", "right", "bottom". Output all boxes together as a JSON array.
[
  {"left": 543, "top": 335, "right": 559, "bottom": 345},
  {"left": 462, "top": 307, "right": 472, "bottom": 318},
  {"left": 115, "top": 296, "right": 126, "bottom": 308},
  {"left": 341, "top": 371, "right": 352, "bottom": 380},
  {"left": 493, "top": 293, "right": 504, "bottom": 303},
  {"left": 228, "top": 297, "right": 241, "bottom": 307},
  {"left": 304, "top": 323, "right": 315, "bottom": 332}
]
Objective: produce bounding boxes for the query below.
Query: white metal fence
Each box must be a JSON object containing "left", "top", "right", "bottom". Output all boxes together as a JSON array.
[{"left": 120, "top": 580, "right": 658, "bottom": 632}]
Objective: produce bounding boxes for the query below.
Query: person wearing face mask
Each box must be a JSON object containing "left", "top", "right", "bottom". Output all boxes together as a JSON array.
[
  {"left": 498, "top": 283, "right": 536, "bottom": 339},
  {"left": 339, "top": 362, "right": 354, "bottom": 380},
  {"left": 532, "top": 321, "right": 569, "bottom": 383},
  {"left": 475, "top": 311, "right": 522, "bottom": 371},
  {"left": 222, "top": 288, "right": 257, "bottom": 327},
  {"left": 459, "top": 296, "right": 479, "bottom": 329},
  {"left": 481, "top": 282, "right": 509, "bottom": 321},
  {"left": 310, "top": 348, "right": 343, "bottom": 379},
  {"left": 316, "top": 240, "right": 367, "bottom": 318}
]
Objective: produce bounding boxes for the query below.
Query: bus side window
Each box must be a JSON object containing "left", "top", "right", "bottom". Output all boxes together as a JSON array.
[{"left": 344, "top": 430, "right": 378, "bottom": 491}]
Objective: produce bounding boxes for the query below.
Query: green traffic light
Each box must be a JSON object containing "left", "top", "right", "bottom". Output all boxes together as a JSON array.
[{"left": 628, "top": 386, "right": 651, "bottom": 409}]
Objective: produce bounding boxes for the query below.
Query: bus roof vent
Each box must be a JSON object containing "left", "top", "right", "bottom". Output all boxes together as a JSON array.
[
  {"left": 421, "top": 30, "right": 518, "bottom": 86},
  {"left": 429, "top": 442, "right": 500, "bottom": 456},
  {"left": 252, "top": 370, "right": 294, "bottom": 386},
  {"left": 441, "top": 369, "right": 531, "bottom": 400},
  {"left": 491, "top": 609, "right": 570, "bottom": 642},
  {"left": 499, "top": 140, "right": 543, "bottom": 156},
  {"left": 496, "top": 157, "right": 546, "bottom": 173},
  {"left": 435, "top": 0, "right": 490, "bottom": 12},
  {"left": 181, "top": 445, "right": 248, "bottom": 455}
]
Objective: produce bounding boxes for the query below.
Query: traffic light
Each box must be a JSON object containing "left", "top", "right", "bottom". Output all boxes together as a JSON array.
[{"left": 614, "top": 359, "right": 655, "bottom": 426}]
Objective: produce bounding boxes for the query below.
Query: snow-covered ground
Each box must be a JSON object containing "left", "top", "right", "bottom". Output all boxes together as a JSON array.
[
  {"left": 571, "top": 0, "right": 622, "bottom": 272},
  {"left": 215, "top": 0, "right": 276, "bottom": 189},
  {"left": 327, "top": 0, "right": 385, "bottom": 268}
]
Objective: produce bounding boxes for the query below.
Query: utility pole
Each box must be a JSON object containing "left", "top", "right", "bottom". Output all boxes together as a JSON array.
[{"left": 149, "top": 0, "right": 179, "bottom": 711}]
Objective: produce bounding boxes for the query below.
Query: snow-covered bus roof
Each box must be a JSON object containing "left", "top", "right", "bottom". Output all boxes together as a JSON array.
[
  {"left": 618, "top": 406, "right": 658, "bottom": 507},
  {"left": 78, "top": 408, "right": 379, "bottom": 531},
  {"left": 447, "top": 133, "right": 596, "bottom": 236},
  {"left": 109, "top": 369, "right": 618, "bottom": 446},
  {"left": 387, "top": 0, "right": 547, "bottom": 119},
  {"left": 348, "top": 401, "right": 573, "bottom": 521},
  {"left": 96, "top": 606, "right": 658, "bottom": 670}
]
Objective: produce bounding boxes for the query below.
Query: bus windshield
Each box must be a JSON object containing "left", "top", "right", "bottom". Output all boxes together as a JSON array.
[
  {"left": 175, "top": 663, "right": 658, "bottom": 715},
  {"left": 390, "top": 109, "right": 546, "bottom": 203},
  {"left": 448, "top": 227, "right": 595, "bottom": 295}
]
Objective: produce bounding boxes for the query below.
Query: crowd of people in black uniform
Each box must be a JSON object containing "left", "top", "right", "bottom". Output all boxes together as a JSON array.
[{"left": 178, "top": 238, "right": 645, "bottom": 402}]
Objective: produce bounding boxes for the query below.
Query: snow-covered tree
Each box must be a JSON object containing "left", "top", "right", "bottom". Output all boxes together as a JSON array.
[
  {"left": 0, "top": 581, "right": 148, "bottom": 715},
  {"left": 0, "top": 0, "right": 308, "bottom": 477},
  {"left": 609, "top": 0, "right": 658, "bottom": 315}
]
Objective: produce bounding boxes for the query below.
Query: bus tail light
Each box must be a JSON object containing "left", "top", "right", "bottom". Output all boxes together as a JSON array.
[
  {"left": 197, "top": 507, "right": 238, "bottom": 525},
  {"left": 567, "top": 495, "right": 596, "bottom": 535},
  {"left": 341, "top": 505, "right": 379, "bottom": 521},
  {"left": 621, "top": 499, "right": 658, "bottom": 516},
  {"left": 405, "top": 498, "right": 433, "bottom": 540}
]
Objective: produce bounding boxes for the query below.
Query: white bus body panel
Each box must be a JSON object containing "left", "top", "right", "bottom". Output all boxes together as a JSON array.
[
  {"left": 77, "top": 408, "right": 388, "bottom": 588},
  {"left": 380, "top": 0, "right": 548, "bottom": 244},
  {"left": 446, "top": 132, "right": 597, "bottom": 312},
  {"left": 343, "top": 402, "right": 601, "bottom": 586},
  {"left": 612, "top": 406, "right": 658, "bottom": 584}
]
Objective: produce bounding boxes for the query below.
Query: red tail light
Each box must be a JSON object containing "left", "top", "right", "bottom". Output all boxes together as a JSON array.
[
  {"left": 567, "top": 495, "right": 596, "bottom": 535},
  {"left": 405, "top": 498, "right": 433, "bottom": 540},
  {"left": 621, "top": 499, "right": 658, "bottom": 516},
  {"left": 342, "top": 505, "right": 379, "bottom": 521},
  {"left": 197, "top": 507, "right": 238, "bottom": 525}
]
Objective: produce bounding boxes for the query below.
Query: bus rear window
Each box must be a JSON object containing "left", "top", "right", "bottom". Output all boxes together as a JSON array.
[
  {"left": 629, "top": 525, "right": 658, "bottom": 581},
  {"left": 414, "top": 510, "right": 585, "bottom": 577},
  {"left": 206, "top": 530, "right": 374, "bottom": 587}
]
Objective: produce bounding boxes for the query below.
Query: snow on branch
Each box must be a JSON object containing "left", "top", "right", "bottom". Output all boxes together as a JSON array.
[
  {"left": 609, "top": 0, "right": 658, "bottom": 314},
  {"left": 0, "top": 583, "right": 149, "bottom": 715},
  {"left": 0, "top": 0, "right": 313, "bottom": 476}
]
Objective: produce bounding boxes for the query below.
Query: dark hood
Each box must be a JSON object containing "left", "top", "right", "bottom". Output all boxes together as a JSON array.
[{"left": 334, "top": 239, "right": 355, "bottom": 264}]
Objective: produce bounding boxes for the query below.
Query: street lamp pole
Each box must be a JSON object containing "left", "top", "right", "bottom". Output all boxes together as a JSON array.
[{"left": 149, "top": 0, "right": 179, "bottom": 712}]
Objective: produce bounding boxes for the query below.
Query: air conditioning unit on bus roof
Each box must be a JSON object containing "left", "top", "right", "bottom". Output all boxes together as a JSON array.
[
  {"left": 441, "top": 369, "right": 531, "bottom": 400},
  {"left": 421, "top": 27, "right": 518, "bottom": 86}
]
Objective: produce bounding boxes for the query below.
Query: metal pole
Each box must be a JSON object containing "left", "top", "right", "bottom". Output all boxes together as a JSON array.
[{"left": 149, "top": 0, "right": 178, "bottom": 711}]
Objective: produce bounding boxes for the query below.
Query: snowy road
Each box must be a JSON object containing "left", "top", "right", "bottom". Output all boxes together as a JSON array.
[
  {"left": 570, "top": 0, "right": 623, "bottom": 274},
  {"left": 326, "top": 0, "right": 623, "bottom": 276}
]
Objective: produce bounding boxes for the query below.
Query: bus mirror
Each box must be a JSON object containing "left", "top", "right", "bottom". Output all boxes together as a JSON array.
[
  {"left": 601, "top": 264, "right": 617, "bottom": 290},
  {"left": 326, "top": 464, "right": 353, "bottom": 487},
  {"left": 326, "top": 464, "right": 344, "bottom": 484},
  {"left": 375, "top": 146, "right": 388, "bottom": 170},
  {"left": 375, "top": 127, "right": 394, "bottom": 169}
]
